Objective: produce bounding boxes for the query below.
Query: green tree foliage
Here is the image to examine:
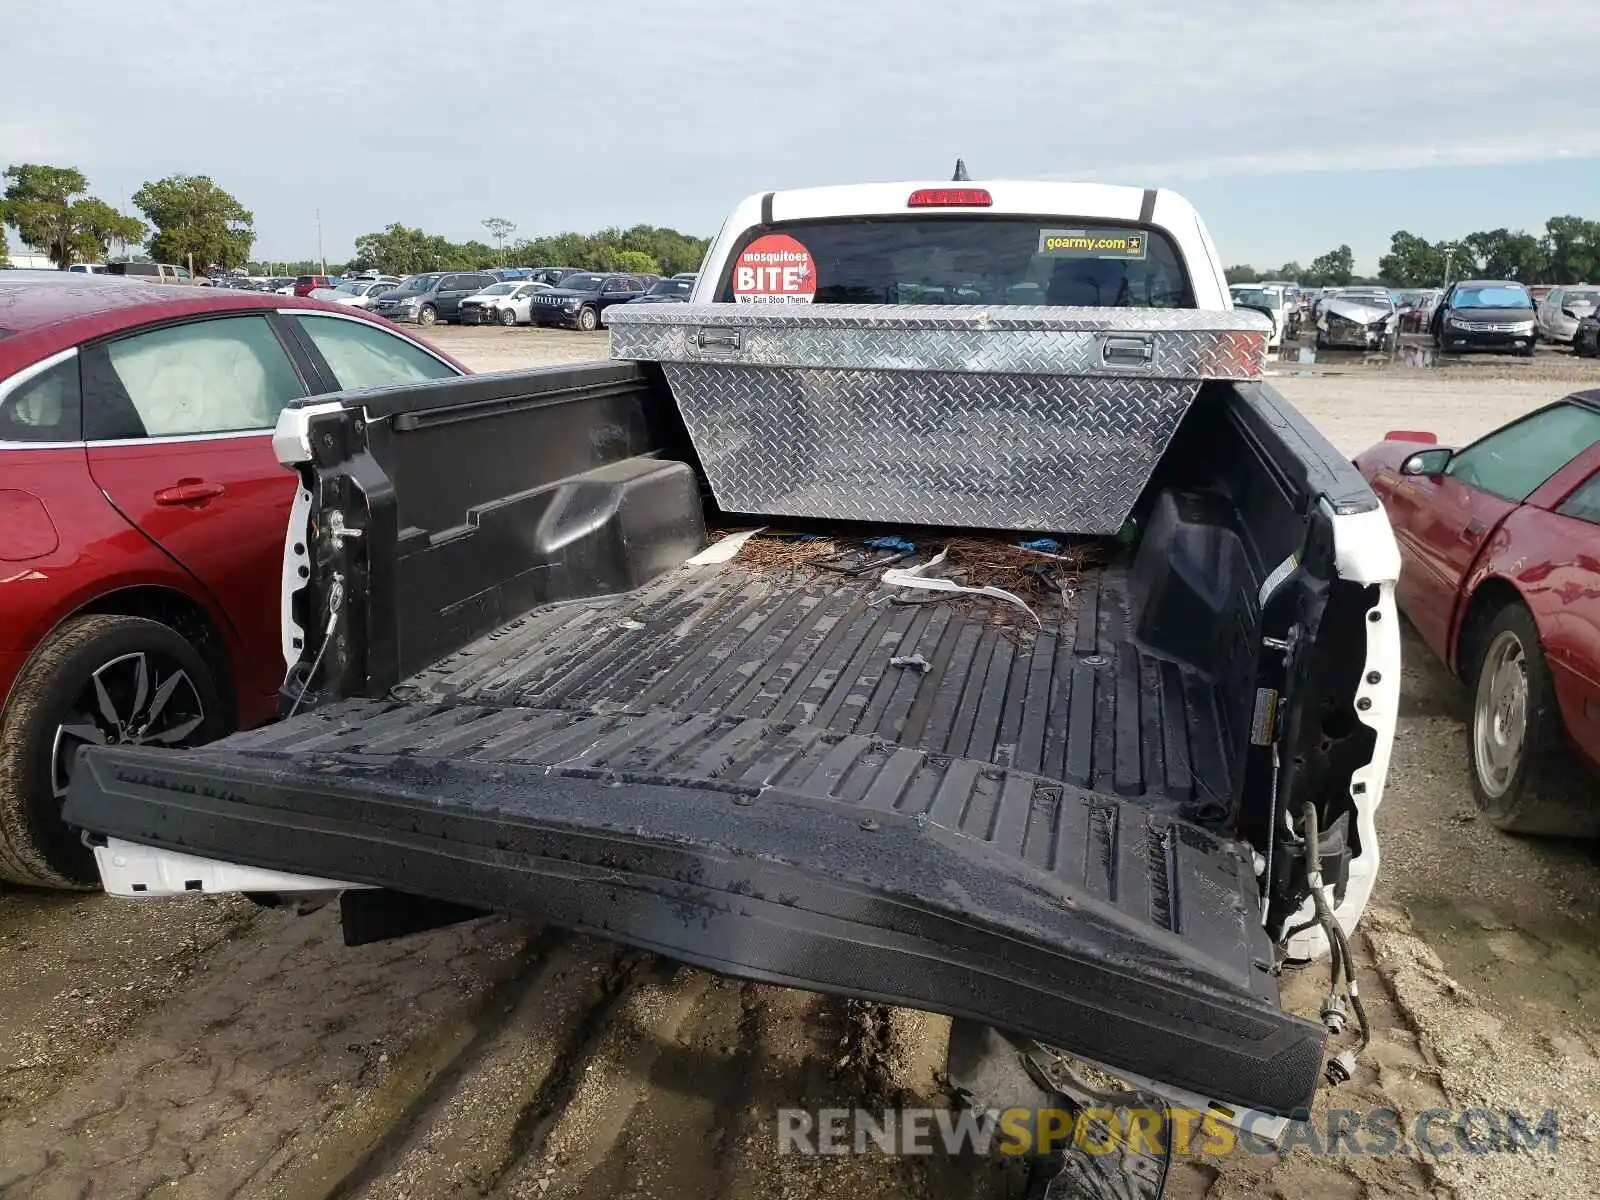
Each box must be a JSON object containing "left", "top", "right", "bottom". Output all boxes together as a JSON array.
[
  {"left": 1306, "top": 245, "right": 1354, "bottom": 287},
  {"left": 457, "top": 240, "right": 497, "bottom": 269},
  {"left": 348, "top": 224, "right": 456, "bottom": 274},
  {"left": 1543, "top": 216, "right": 1600, "bottom": 284},
  {"left": 3, "top": 164, "right": 88, "bottom": 266},
  {"left": 246, "top": 260, "right": 346, "bottom": 276},
  {"left": 1376, "top": 231, "right": 1444, "bottom": 286},
  {"left": 1224, "top": 264, "right": 1261, "bottom": 284},
  {"left": 0, "top": 218, "right": 9, "bottom": 269},
  {"left": 613, "top": 249, "right": 661, "bottom": 275},
  {"left": 133, "top": 174, "right": 254, "bottom": 271},
  {"left": 351, "top": 222, "right": 709, "bottom": 277},
  {"left": 67, "top": 197, "right": 148, "bottom": 262},
  {"left": 2, "top": 164, "right": 144, "bottom": 268},
  {"left": 1462, "top": 228, "right": 1545, "bottom": 281},
  {"left": 482, "top": 216, "right": 515, "bottom": 263}
]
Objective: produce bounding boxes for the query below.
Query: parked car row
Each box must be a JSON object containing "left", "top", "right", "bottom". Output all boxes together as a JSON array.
[
  {"left": 309, "top": 277, "right": 403, "bottom": 309},
  {"left": 369, "top": 271, "right": 501, "bottom": 326},
  {"left": 28, "top": 265, "right": 703, "bottom": 332},
  {"left": 106, "top": 262, "right": 209, "bottom": 285}
]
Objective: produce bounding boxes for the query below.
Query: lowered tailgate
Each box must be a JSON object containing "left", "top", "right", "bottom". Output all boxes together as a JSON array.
[{"left": 66, "top": 697, "right": 1324, "bottom": 1114}]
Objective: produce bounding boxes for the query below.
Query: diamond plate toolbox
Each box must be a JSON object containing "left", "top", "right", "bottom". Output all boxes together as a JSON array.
[{"left": 606, "top": 304, "right": 1270, "bottom": 534}]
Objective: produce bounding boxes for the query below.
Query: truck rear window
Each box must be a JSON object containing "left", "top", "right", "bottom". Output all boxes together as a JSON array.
[{"left": 716, "top": 217, "right": 1194, "bottom": 308}]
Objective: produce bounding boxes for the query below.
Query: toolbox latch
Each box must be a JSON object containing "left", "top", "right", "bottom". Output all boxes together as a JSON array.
[
  {"left": 1101, "top": 334, "right": 1155, "bottom": 367},
  {"left": 696, "top": 327, "right": 743, "bottom": 351}
]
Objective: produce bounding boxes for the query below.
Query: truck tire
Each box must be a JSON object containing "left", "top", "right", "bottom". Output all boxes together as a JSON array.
[
  {"left": 0, "top": 615, "right": 228, "bottom": 888},
  {"left": 417, "top": 303, "right": 438, "bottom": 327},
  {"left": 577, "top": 306, "right": 599, "bottom": 332},
  {"left": 1467, "top": 602, "right": 1598, "bottom": 836},
  {"left": 499, "top": 306, "right": 517, "bottom": 326}
]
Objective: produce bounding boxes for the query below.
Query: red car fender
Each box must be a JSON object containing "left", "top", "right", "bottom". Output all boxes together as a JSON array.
[
  {"left": 1449, "top": 564, "right": 1521, "bottom": 674},
  {"left": 0, "top": 552, "right": 246, "bottom": 724},
  {"left": 1451, "top": 442, "right": 1600, "bottom": 673}
]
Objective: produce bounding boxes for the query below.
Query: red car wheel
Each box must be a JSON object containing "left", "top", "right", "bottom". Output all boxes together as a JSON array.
[
  {"left": 0, "top": 615, "right": 228, "bottom": 887},
  {"left": 1467, "top": 603, "right": 1598, "bottom": 836}
]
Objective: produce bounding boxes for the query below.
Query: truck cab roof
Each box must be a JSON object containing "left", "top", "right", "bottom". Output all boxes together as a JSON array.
[{"left": 696, "top": 179, "right": 1231, "bottom": 309}]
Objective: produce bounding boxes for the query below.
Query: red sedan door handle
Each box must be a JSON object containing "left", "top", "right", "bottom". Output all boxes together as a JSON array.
[{"left": 154, "top": 479, "right": 226, "bottom": 506}]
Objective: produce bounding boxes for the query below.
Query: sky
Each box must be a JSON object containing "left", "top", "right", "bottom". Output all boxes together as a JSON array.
[{"left": 5, "top": 0, "right": 1599, "bottom": 272}]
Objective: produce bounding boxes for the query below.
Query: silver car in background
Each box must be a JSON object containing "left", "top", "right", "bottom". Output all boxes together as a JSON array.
[
  {"left": 310, "top": 277, "right": 401, "bottom": 309},
  {"left": 1315, "top": 287, "right": 1396, "bottom": 350},
  {"left": 1535, "top": 286, "right": 1600, "bottom": 344},
  {"left": 457, "top": 280, "right": 550, "bottom": 326}
]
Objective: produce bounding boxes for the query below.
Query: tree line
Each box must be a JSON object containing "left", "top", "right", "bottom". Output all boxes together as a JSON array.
[
  {"left": 345, "top": 219, "right": 709, "bottom": 277},
  {"left": 1226, "top": 245, "right": 1358, "bottom": 287},
  {"left": 1, "top": 162, "right": 711, "bottom": 281},
  {"left": 1, "top": 164, "right": 254, "bottom": 272},
  {"left": 1227, "top": 217, "right": 1600, "bottom": 289}
]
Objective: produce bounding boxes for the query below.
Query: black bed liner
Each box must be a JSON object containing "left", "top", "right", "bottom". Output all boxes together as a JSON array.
[
  {"left": 407, "top": 555, "right": 1236, "bottom": 818},
  {"left": 66, "top": 556, "right": 1323, "bottom": 1113}
]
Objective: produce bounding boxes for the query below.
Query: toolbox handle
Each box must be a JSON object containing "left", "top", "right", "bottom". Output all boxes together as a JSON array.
[
  {"left": 1101, "top": 334, "right": 1155, "bottom": 367},
  {"left": 696, "top": 327, "right": 743, "bottom": 351}
]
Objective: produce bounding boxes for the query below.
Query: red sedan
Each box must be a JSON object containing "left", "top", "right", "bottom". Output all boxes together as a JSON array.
[
  {"left": 0, "top": 277, "right": 466, "bottom": 887},
  {"left": 1354, "top": 396, "right": 1600, "bottom": 834}
]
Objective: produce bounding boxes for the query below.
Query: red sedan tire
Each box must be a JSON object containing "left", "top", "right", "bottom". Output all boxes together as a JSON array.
[
  {"left": 0, "top": 615, "right": 229, "bottom": 888},
  {"left": 1467, "top": 603, "right": 1598, "bottom": 836}
]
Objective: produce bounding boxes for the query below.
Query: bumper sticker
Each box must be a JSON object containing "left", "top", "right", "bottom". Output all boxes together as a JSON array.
[
  {"left": 1038, "top": 228, "right": 1149, "bottom": 260},
  {"left": 733, "top": 234, "right": 817, "bottom": 304}
]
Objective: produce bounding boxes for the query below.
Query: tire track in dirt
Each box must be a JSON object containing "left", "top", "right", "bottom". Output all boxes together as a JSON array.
[
  {"left": 486, "top": 972, "right": 1022, "bottom": 1200},
  {"left": 0, "top": 906, "right": 545, "bottom": 1200},
  {"left": 289, "top": 935, "right": 641, "bottom": 1200}
]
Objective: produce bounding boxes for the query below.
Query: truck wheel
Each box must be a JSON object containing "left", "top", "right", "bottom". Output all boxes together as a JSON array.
[
  {"left": 417, "top": 303, "right": 438, "bottom": 327},
  {"left": 1467, "top": 603, "right": 1597, "bottom": 836},
  {"left": 499, "top": 306, "right": 517, "bottom": 326},
  {"left": 0, "top": 615, "right": 228, "bottom": 888},
  {"left": 577, "top": 306, "right": 599, "bottom": 332}
]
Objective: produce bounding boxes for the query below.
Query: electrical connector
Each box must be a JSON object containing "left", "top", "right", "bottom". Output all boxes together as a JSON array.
[
  {"left": 1320, "top": 994, "right": 1347, "bottom": 1034},
  {"left": 1325, "top": 1049, "right": 1357, "bottom": 1086}
]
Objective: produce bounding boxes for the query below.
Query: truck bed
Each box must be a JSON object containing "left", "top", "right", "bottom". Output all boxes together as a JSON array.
[
  {"left": 405, "top": 554, "right": 1232, "bottom": 816},
  {"left": 66, "top": 360, "right": 1388, "bottom": 1119},
  {"left": 67, "top": 546, "right": 1322, "bottom": 1112}
]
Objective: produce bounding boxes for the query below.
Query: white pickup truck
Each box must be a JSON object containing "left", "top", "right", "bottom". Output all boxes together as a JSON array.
[{"left": 66, "top": 179, "right": 1400, "bottom": 1158}]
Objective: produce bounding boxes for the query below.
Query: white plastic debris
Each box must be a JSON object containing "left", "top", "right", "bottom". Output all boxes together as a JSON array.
[
  {"left": 879, "top": 548, "right": 1042, "bottom": 628},
  {"left": 686, "top": 527, "right": 767, "bottom": 566},
  {"left": 889, "top": 653, "right": 931, "bottom": 672}
]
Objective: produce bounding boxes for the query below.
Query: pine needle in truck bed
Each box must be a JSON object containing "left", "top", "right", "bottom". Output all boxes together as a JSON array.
[{"left": 701, "top": 528, "right": 1096, "bottom": 635}]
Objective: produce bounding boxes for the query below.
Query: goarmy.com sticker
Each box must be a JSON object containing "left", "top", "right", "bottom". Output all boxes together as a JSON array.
[{"left": 1038, "top": 228, "right": 1149, "bottom": 260}]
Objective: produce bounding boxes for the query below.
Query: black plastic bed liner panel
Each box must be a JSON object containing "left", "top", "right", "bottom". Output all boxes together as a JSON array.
[
  {"left": 69, "top": 704, "right": 1320, "bottom": 1113},
  {"left": 404, "top": 558, "right": 1235, "bottom": 818},
  {"left": 65, "top": 556, "right": 1323, "bottom": 1112}
]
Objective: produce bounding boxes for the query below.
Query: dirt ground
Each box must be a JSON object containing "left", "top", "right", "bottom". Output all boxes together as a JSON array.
[{"left": 2, "top": 324, "right": 1598, "bottom": 1199}]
